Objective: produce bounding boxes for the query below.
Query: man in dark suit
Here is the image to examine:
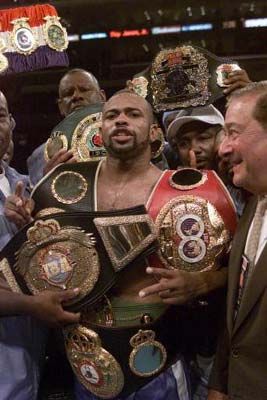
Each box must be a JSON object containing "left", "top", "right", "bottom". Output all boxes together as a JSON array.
[{"left": 208, "top": 81, "right": 267, "bottom": 400}]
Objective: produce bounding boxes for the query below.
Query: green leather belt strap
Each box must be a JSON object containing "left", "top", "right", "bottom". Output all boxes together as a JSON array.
[
  {"left": 45, "top": 103, "right": 106, "bottom": 162},
  {"left": 110, "top": 298, "right": 167, "bottom": 327},
  {"left": 52, "top": 103, "right": 103, "bottom": 139}
]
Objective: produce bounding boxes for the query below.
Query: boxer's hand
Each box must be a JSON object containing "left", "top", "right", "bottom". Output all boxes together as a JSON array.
[
  {"left": 139, "top": 267, "right": 203, "bottom": 305},
  {"left": 4, "top": 181, "right": 34, "bottom": 228},
  {"left": 139, "top": 267, "right": 227, "bottom": 304},
  {"left": 43, "top": 149, "right": 77, "bottom": 176}
]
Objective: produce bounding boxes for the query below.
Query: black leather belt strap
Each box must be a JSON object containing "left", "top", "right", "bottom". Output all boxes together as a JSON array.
[
  {"left": 0, "top": 207, "right": 158, "bottom": 311},
  {"left": 32, "top": 161, "right": 100, "bottom": 215},
  {"left": 84, "top": 306, "right": 185, "bottom": 398}
]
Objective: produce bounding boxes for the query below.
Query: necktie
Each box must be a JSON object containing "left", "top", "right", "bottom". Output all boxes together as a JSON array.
[
  {"left": 245, "top": 197, "right": 267, "bottom": 277},
  {"left": 235, "top": 197, "right": 267, "bottom": 318}
]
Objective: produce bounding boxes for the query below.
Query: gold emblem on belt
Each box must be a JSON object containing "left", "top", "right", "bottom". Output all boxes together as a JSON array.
[
  {"left": 10, "top": 18, "right": 38, "bottom": 55},
  {"left": 43, "top": 16, "right": 68, "bottom": 52},
  {"left": 51, "top": 171, "right": 88, "bottom": 204},
  {"left": 71, "top": 112, "right": 106, "bottom": 162},
  {"left": 127, "top": 76, "right": 149, "bottom": 98},
  {"left": 151, "top": 45, "right": 210, "bottom": 112},
  {"left": 129, "top": 329, "right": 167, "bottom": 377},
  {"left": 156, "top": 195, "right": 230, "bottom": 271},
  {"left": 0, "top": 39, "right": 8, "bottom": 73},
  {"left": 64, "top": 325, "right": 124, "bottom": 399},
  {"left": 44, "top": 131, "right": 68, "bottom": 161},
  {"left": 14, "top": 219, "right": 100, "bottom": 305}
]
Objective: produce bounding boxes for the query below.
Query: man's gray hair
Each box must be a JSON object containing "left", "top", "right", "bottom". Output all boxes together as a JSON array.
[
  {"left": 229, "top": 81, "right": 267, "bottom": 100},
  {"left": 229, "top": 81, "right": 267, "bottom": 129},
  {"left": 60, "top": 68, "right": 101, "bottom": 90}
]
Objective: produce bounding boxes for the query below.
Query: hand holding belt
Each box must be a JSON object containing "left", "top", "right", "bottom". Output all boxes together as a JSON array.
[
  {"left": 0, "top": 206, "right": 158, "bottom": 311},
  {"left": 128, "top": 44, "right": 240, "bottom": 112},
  {"left": 44, "top": 103, "right": 106, "bottom": 162}
]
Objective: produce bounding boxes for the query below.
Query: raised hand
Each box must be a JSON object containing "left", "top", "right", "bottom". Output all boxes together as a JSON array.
[
  {"left": 4, "top": 181, "right": 34, "bottom": 228},
  {"left": 189, "top": 149, "right": 197, "bottom": 169},
  {"left": 223, "top": 69, "right": 251, "bottom": 96}
]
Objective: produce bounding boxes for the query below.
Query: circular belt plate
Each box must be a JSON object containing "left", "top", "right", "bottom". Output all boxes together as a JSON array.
[
  {"left": 15, "top": 219, "right": 100, "bottom": 306},
  {"left": 71, "top": 112, "right": 106, "bottom": 162},
  {"left": 155, "top": 195, "right": 230, "bottom": 271}
]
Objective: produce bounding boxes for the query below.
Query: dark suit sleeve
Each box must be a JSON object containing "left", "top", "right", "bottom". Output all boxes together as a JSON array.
[{"left": 208, "top": 309, "right": 229, "bottom": 394}]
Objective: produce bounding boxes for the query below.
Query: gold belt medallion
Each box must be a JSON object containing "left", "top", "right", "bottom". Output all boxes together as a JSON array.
[
  {"left": 14, "top": 219, "right": 100, "bottom": 305},
  {"left": 127, "top": 76, "right": 149, "bottom": 98},
  {"left": 71, "top": 112, "right": 106, "bottom": 162},
  {"left": 51, "top": 171, "right": 88, "bottom": 204},
  {"left": 0, "top": 39, "right": 8, "bottom": 73},
  {"left": 94, "top": 214, "right": 157, "bottom": 271},
  {"left": 10, "top": 18, "right": 38, "bottom": 55},
  {"left": 43, "top": 16, "right": 68, "bottom": 52},
  {"left": 44, "top": 131, "right": 68, "bottom": 161},
  {"left": 35, "top": 207, "right": 65, "bottom": 218},
  {"left": 65, "top": 325, "right": 124, "bottom": 399},
  {"left": 156, "top": 195, "right": 230, "bottom": 271},
  {"left": 129, "top": 329, "right": 167, "bottom": 377}
]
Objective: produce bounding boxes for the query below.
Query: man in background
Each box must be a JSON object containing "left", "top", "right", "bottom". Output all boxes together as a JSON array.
[
  {"left": 166, "top": 104, "right": 224, "bottom": 171},
  {"left": 27, "top": 68, "right": 106, "bottom": 186}
]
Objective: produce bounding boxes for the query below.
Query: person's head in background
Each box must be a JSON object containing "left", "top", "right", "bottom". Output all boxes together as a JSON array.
[
  {"left": 166, "top": 105, "right": 224, "bottom": 170},
  {"left": 0, "top": 92, "right": 12, "bottom": 164},
  {"left": 2, "top": 114, "right": 15, "bottom": 165},
  {"left": 57, "top": 68, "right": 106, "bottom": 117},
  {"left": 219, "top": 81, "right": 267, "bottom": 195}
]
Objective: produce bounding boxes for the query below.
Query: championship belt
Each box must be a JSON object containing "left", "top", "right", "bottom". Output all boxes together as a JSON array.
[
  {"left": 0, "top": 207, "right": 158, "bottom": 311},
  {"left": 147, "top": 167, "right": 237, "bottom": 272},
  {"left": 0, "top": 4, "right": 69, "bottom": 75},
  {"left": 44, "top": 104, "right": 106, "bottom": 163},
  {"left": 0, "top": 39, "right": 8, "bottom": 74},
  {"left": 64, "top": 305, "right": 184, "bottom": 399},
  {"left": 127, "top": 45, "right": 240, "bottom": 112},
  {"left": 31, "top": 161, "right": 101, "bottom": 216}
]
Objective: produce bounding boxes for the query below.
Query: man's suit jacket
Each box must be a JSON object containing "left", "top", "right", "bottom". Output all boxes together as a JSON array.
[{"left": 209, "top": 196, "right": 267, "bottom": 400}]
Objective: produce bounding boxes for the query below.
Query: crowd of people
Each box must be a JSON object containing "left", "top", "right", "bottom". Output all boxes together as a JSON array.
[{"left": 0, "top": 48, "right": 266, "bottom": 400}]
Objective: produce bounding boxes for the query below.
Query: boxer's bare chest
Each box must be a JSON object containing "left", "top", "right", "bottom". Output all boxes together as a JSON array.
[
  {"left": 97, "top": 167, "right": 161, "bottom": 211},
  {"left": 96, "top": 165, "right": 162, "bottom": 302}
]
